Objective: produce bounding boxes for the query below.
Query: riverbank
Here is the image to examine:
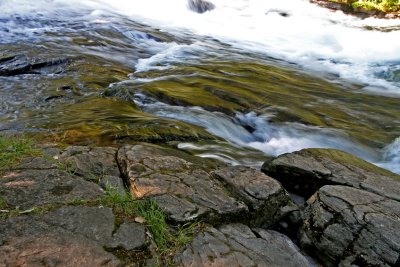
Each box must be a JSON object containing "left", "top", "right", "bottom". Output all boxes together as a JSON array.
[
  {"left": 1, "top": 136, "right": 399, "bottom": 266},
  {"left": 311, "top": 0, "right": 400, "bottom": 18}
]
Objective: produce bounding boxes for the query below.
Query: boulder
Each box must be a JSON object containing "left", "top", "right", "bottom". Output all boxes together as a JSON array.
[
  {"left": 117, "top": 144, "right": 290, "bottom": 226},
  {"left": 300, "top": 185, "right": 400, "bottom": 266},
  {"left": 174, "top": 223, "right": 315, "bottom": 267},
  {"left": 188, "top": 0, "right": 215, "bottom": 14},
  {"left": 0, "top": 206, "right": 147, "bottom": 266},
  {"left": 262, "top": 148, "right": 400, "bottom": 200}
]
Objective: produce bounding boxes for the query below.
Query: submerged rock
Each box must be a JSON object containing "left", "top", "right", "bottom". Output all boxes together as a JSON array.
[
  {"left": 262, "top": 148, "right": 400, "bottom": 199},
  {"left": 174, "top": 223, "right": 315, "bottom": 267},
  {"left": 117, "top": 144, "right": 290, "bottom": 225},
  {"left": 188, "top": 0, "right": 216, "bottom": 14},
  {"left": 300, "top": 185, "right": 400, "bottom": 266}
]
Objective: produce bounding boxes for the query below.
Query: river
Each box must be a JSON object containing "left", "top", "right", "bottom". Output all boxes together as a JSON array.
[{"left": 0, "top": 0, "right": 399, "bottom": 173}]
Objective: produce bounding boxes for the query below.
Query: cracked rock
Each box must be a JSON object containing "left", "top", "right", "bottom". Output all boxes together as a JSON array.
[
  {"left": 174, "top": 223, "right": 315, "bottom": 267},
  {"left": 59, "top": 146, "right": 120, "bottom": 180},
  {"left": 0, "top": 168, "right": 104, "bottom": 209},
  {"left": 300, "top": 185, "right": 400, "bottom": 267},
  {"left": 262, "top": 148, "right": 400, "bottom": 200},
  {"left": 212, "top": 166, "right": 290, "bottom": 227},
  {"left": 117, "top": 144, "right": 289, "bottom": 226}
]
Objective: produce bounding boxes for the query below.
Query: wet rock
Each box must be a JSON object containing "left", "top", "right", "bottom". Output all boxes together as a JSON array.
[
  {"left": 188, "top": 0, "right": 215, "bottom": 14},
  {"left": 211, "top": 166, "right": 290, "bottom": 227},
  {"left": 300, "top": 185, "right": 400, "bottom": 267},
  {"left": 118, "top": 144, "right": 247, "bottom": 224},
  {"left": 59, "top": 146, "right": 120, "bottom": 180},
  {"left": 0, "top": 168, "right": 104, "bottom": 209},
  {"left": 0, "top": 206, "right": 147, "bottom": 266},
  {"left": 262, "top": 148, "right": 400, "bottom": 200},
  {"left": 174, "top": 223, "right": 315, "bottom": 267},
  {"left": 0, "top": 54, "right": 70, "bottom": 76}
]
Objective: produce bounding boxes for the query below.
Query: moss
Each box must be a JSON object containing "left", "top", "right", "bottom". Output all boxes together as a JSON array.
[
  {"left": 37, "top": 97, "right": 218, "bottom": 146},
  {"left": 304, "top": 148, "right": 399, "bottom": 178}
]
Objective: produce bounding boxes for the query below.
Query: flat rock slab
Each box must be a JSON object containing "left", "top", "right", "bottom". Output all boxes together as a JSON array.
[
  {"left": 300, "top": 185, "right": 400, "bottom": 266},
  {"left": 0, "top": 168, "right": 104, "bottom": 209},
  {"left": 59, "top": 146, "right": 120, "bottom": 180},
  {"left": 262, "top": 148, "right": 400, "bottom": 200},
  {"left": 0, "top": 206, "right": 146, "bottom": 266},
  {"left": 174, "top": 223, "right": 315, "bottom": 267},
  {"left": 117, "top": 144, "right": 290, "bottom": 225}
]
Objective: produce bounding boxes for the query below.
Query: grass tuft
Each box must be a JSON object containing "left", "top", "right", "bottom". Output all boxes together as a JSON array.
[
  {"left": 0, "top": 135, "right": 41, "bottom": 171},
  {"left": 102, "top": 186, "right": 200, "bottom": 264}
]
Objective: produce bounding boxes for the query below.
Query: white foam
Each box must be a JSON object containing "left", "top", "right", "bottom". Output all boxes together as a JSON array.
[
  {"left": 87, "top": 0, "right": 400, "bottom": 95},
  {"left": 134, "top": 93, "right": 375, "bottom": 160},
  {"left": 378, "top": 137, "right": 400, "bottom": 174},
  {"left": 1, "top": 0, "right": 399, "bottom": 94}
]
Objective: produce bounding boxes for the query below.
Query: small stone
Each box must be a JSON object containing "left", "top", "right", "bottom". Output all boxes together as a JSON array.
[{"left": 134, "top": 217, "right": 146, "bottom": 224}]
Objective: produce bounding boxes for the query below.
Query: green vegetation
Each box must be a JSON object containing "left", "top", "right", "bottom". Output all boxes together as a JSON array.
[
  {"left": 352, "top": 0, "right": 400, "bottom": 12},
  {"left": 102, "top": 186, "right": 200, "bottom": 264},
  {"left": 0, "top": 135, "right": 41, "bottom": 171}
]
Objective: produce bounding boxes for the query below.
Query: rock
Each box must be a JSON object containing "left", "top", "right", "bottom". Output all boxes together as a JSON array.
[
  {"left": 14, "top": 156, "right": 59, "bottom": 170},
  {"left": 0, "top": 168, "right": 104, "bottom": 209},
  {"left": 211, "top": 166, "right": 290, "bottom": 227},
  {"left": 118, "top": 144, "right": 247, "bottom": 224},
  {"left": 59, "top": 146, "right": 120, "bottom": 180},
  {"left": 174, "top": 223, "right": 315, "bottom": 267},
  {"left": 0, "top": 206, "right": 147, "bottom": 266},
  {"left": 300, "top": 185, "right": 400, "bottom": 267},
  {"left": 262, "top": 148, "right": 400, "bottom": 200},
  {"left": 100, "top": 176, "right": 126, "bottom": 195},
  {"left": 0, "top": 54, "right": 70, "bottom": 76},
  {"left": 188, "top": 0, "right": 215, "bottom": 14},
  {"left": 110, "top": 222, "right": 146, "bottom": 250}
]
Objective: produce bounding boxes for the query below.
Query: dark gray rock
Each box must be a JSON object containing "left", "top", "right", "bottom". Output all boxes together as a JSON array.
[
  {"left": 174, "top": 223, "right": 315, "bottom": 267},
  {"left": 0, "top": 168, "right": 104, "bottom": 209},
  {"left": 262, "top": 148, "right": 400, "bottom": 200},
  {"left": 110, "top": 222, "right": 146, "bottom": 250},
  {"left": 59, "top": 146, "right": 120, "bottom": 180},
  {"left": 13, "top": 156, "right": 58, "bottom": 170},
  {"left": 0, "top": 206, "right": 147, "bottom": 266},
  {"left": 211, "top": 166, "right": 290, "bottom": 227},
  {"left": 0, "top": 54, "right": 70, "bottom": 76},
  {"left": 0, "top": 206, "right": 117, "bottom": 266},
  {"left": 300, "top": 185, "right": 400, "bottom": 267},
  {"left": 188, "top": 0, "right": 216, "bottom": 14},
  {"left": 118, "top": 144, "right": 247, "bottom": 224}
]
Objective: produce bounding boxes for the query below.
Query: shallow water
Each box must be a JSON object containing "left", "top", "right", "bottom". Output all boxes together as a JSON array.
[{"left": 0, "top": 0, "right": 399, "bottom": 173}]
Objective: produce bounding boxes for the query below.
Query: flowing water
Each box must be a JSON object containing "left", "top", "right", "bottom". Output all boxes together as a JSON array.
[{"left": 0, "top": 0, "right": 399, "bottom": 173}]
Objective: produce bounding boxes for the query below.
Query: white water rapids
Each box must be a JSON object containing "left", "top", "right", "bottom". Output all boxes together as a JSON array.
[{"left": 0, "top": 0, "right": 399, "bottom": 173}]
